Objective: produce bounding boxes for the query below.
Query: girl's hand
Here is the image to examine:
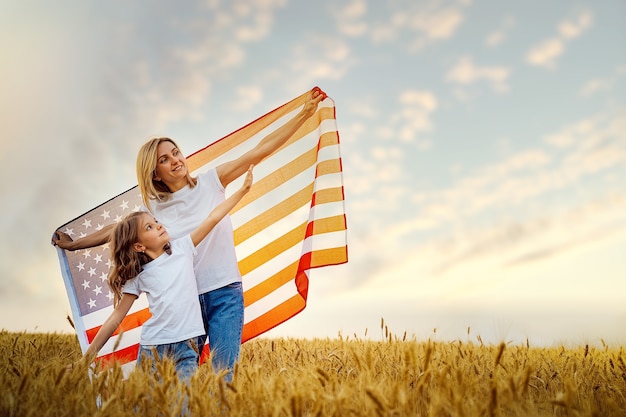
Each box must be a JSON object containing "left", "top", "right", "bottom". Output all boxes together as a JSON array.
[{"left": 242, "top": 165, "right": 254, "bottom": 193}]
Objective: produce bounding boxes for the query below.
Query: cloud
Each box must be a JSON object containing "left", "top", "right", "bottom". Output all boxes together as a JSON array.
[
  {"left": 230, "top": 86, "right": 264, "bottom": 111},
  {"left": 286, "top": 35, "right": 356, "bottom": 94},
  {"left": 345, "top": 108, "right": 626, "bottom": 282},
  {"left": 206, "top": 0, "right": 287, "bottom": 41},
  {"left": 578, "top": 65, "right": 626, "bottom": 97},
  {"left": 557, "top": 10, "right": 593, "bottom": 39},
  {"left": 526, "top": 38, "right": 565, "bottom": 70},
  {"left": 526, "top": 10, "right": 593, "bottom": 69},
  {"left": 357, "top": 1, "right": 468, "bottom": 50},
  {"left": 485, "top": 16, "right": 515, "bottom": 47},
  {"left": 346, "top": 98, "right": 379, "bottom": 119},
  {"left": 436, "top": 193, "right": 626, "bottom": 274},
  {"left": 392, "top": 90, "right": 438, "bottom": 142},
  {"left": 333, "top": 0, "right": 368, "bottom": 37},
  {"left": 445, "top": 56, "right": 511, "bottom": 92},
  {"left": 579, "top": 78, "right": 614, "bottom": 97},
  {"left": 407, "top": 6, "right": 464, "bottom": 41}
]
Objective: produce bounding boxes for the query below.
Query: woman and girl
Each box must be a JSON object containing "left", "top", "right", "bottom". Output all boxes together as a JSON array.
[
  {"left": 54, "top": 87, "right": 327, "bottom": 381},
  {"left": 83, "top": 165, "right": 253, "bottom": 383}
]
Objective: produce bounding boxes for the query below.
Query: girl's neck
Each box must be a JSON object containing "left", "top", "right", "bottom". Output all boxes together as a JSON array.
[{"left": 144, "top": 242, "right": 171, "bottom": 260}]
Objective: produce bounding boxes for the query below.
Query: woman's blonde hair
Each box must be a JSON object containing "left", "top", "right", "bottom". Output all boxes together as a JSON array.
[
  {"left": 136, "top": 137, "right": 196, "bottom": 211},
  {"left": 108, "top": 211, "right": 152, "bottom": 307}
]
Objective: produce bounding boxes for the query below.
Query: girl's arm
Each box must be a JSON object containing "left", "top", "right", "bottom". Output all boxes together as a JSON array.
[
  {"left": 216, "top": 87, "right": 326, "bottom": 188},
  {"left": 52, "top": 224, "right": 115, "bottom": 251},
  {"left": 190, "top": 165, "right": 254, "bottom": 247},
  {"left": 82, "top": 293, "right": 137, "bottom": 363}
]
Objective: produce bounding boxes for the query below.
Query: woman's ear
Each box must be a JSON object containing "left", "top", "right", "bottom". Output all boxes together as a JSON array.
[
  {"left": 133, "top": 242, "right": 145, "bottom": 253},
  {"left": 153, "top": 170, "right": 161, "bottom": 181}
]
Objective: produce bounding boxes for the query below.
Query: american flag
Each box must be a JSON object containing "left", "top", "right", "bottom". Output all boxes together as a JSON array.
[{"left": 54, "top": 88, "right": 348, "bottom": 373}]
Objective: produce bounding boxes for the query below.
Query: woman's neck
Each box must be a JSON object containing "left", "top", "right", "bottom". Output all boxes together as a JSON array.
[{"left": 165, "top": 177, "right": 189, "bottom": 193}]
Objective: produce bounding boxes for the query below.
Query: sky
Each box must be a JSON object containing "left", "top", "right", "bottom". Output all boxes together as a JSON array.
[{"left": 1, "top": 0, "right": 625, "bottom": 347}]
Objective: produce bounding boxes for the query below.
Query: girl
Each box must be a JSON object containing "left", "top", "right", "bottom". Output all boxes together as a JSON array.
[{"left": 82, "top": 165, "right": 254, "bottom": 382}]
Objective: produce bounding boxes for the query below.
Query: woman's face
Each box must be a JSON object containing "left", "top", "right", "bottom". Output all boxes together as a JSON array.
[{"left": 154, "top": 141, "right": 188, "bottom": 186}]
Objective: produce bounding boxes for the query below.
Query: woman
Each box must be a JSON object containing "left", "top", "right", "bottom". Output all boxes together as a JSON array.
[{"left": 54, "top": 87, "right": 327, "bottom": 381}]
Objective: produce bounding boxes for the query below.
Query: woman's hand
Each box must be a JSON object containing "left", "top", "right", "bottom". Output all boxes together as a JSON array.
[
  {"left": 52, "top": 231, "right": 75, "bottom": 250},
  {"left": 300, "top": 87, "right": 327, "bottom": 119}
]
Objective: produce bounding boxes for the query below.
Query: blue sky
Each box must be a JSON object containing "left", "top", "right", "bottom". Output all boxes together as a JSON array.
[{"left": 1, "top": 0, "right": 625, "bottom": 346}]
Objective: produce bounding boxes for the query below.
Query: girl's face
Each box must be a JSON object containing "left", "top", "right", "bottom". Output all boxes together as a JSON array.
[
  {"left": 135, "top": 213, "right": 169, "bottom": 253},
  {"left": 154, "top": 141, "right": 188, "bottom": 186}
]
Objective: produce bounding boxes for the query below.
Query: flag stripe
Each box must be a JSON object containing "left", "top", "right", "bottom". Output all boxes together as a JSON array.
[
  {"left": 313, "top": 187, "right": 345, "bottom": 205},
  {"left": 242, "top": 293, "right": 306, "bottom": 342},
  {"left": 243, "top": 275, "right": 308, "bottom": 326},
  {"left": 96, "top": 326, "right": 143, "bottom": 356},
  {"left": 86, "top": 308, "right": 151, "bottom": 343},
  {"left": 231, "top": 131, "right": 340, "bottom": 214},
  {"left": 237, "top": 222, "right": 308, "bottom": 276},
  {"left": 243, "top": 261, "right": 298, "bottom": 307},
  {"left": 96, "top": 344, "right": 139, "bottom": 367},
  {"left": 238, "top": 215, "right": 347, "bottom": 278},
  {"left": 234, "top": 185, "right": 314, "bottom": 244}
]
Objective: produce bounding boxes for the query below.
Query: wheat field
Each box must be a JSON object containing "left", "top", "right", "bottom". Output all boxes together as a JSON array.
[{"left": 1, "top": 326, "right": 625, "bottom": 416}]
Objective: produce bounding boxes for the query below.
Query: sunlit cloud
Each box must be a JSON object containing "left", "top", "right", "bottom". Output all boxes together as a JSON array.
[
  {"left": 579, "top": 78, "right": 614, "bottom": 97},
  {"left": 230, "top": 86, "right": 264, "bottom": 111},
  {"left": 557, "top": 10, "right": 593, "bottom": 39},
  {"left": 445, "top": 56, "right": 511, "bottom": 92},
  {"left": 392, "top": 90, "right": 438, "bottom": 142},
  {"left": 526, "top": 9, "right": 593, "bottom": 69},
  {"left": 287, "top": 35, "right": 355, "bottom": 93},
  {"left": 362, "top": 1, "right": 468, "bottom": 50},
  {"left": 485, "top": 16, "right": 515, "bottom": 47},
  {"left": 578, "top": 65, "right": 625, "bottom": 97},
  {"left": 344, "top": 95, "right": 625, "bottom": 285},
  {"left": 213, "top": 0, "right": 286, "bottom": 42},
  {"left": 346, "top": 98, "right": 379, "bottom": 119},
  {"left": 526, "top": 39, "right": 564, "bottom": 70},
  {"left": 333, "top": 0, "right": 368, "bottom": 37}
]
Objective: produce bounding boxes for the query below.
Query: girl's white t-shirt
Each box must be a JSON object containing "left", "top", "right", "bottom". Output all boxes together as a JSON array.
[
  {"left": 147, "top": 168, "right": 242, "bottom": 294},
  {"left": 122, "top": 235, "right": 205, "bottom": 345}
]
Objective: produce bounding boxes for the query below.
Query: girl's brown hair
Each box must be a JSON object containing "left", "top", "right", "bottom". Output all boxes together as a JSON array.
[
  {"left": 108, "top": 212, "right": 152, "bottom": 306},
  {"left": 136, "top": 137, "right": 196, "bottom": 212}
]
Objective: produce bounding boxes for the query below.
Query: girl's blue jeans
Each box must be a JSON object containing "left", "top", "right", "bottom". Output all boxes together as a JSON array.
[{"left": 137, "top": 336, "right": 202, "bottom": 383}]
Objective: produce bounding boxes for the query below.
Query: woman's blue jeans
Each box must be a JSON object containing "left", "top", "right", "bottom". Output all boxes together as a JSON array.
[{"left": 197, "top": 281, "right": 244, "bottom": 382}]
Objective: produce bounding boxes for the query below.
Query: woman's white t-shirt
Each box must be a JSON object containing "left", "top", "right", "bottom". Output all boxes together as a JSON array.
[
  {"left": 147, "top": 168, "right": 242, "bottom": 295},
  {"left": 122, "top": 235, "right": 205, "bottom": 345}
]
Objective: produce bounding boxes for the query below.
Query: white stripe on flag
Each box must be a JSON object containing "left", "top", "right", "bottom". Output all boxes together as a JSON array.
[
  {"left": 98, "top": 327, "right": 143, "bottom": 356},
  {"left": 244, "top": 276, "right": 306, "bottom": 324}
]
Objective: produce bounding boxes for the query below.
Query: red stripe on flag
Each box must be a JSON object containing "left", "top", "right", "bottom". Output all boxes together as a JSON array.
[
  {"left": 95, "top": 343, "right": 139, "bottom": 367},
  {"left": 242, "top": 294, "right": 307, "bottom": 342},
  {"left": 86, "top": 308, "right": 151, "bottom": 343}
]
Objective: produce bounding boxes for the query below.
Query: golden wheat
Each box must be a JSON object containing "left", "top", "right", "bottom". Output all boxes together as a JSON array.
[{"left": 1, "top": 329, "right": 624, "bottom": 416}]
